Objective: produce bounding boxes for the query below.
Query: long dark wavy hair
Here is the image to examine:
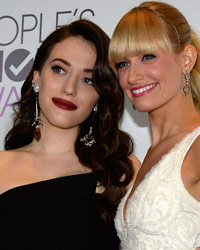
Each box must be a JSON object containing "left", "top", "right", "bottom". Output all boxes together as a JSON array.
[{"left": 5, "top": 19, "right": 134, "bottom": 221}]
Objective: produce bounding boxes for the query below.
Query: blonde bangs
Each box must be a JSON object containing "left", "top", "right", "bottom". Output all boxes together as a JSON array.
[{"left": 109, "top": 8, "right": 173, "bottom": 72}]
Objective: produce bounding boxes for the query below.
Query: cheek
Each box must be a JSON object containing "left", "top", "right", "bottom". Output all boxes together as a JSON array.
[
  {"left": 79, "top": 87, "right": 99, "bottom": 107},
  {"left": 147, "top": 61, "right": 166, "bottom": 78},
  {"left": 39, "top": 78, "right": 58, "bottom": 101},
  {"left": 118, "top": 73, "right": 127, "bottom": 90},
  {"left": 79, "top": 95, "right": 99, "bottom": 122},
  {"left": 38, "top": 84, "right": 55, "bottom": 111},
  {"left": 150, "top": 58, "right": 180, "bottom": 79}
]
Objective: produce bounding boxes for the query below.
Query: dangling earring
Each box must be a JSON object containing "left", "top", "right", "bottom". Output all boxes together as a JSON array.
[
  {"left": 183, "top": 70, "right": 191, "bottom": 96},
  {"left": 80, "top": 103, "right": 98, "bottom": 147},
  {"left": 32, "top": 80, "right": 43, "bottom": 141},
  {"left": 132, "top": 105, "right": 136, "bottom": 110}
]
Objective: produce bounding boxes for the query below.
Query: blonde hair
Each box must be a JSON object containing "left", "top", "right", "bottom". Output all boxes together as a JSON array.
[{"left": 109, "top": 1, "right": 200, "bottom": 112}]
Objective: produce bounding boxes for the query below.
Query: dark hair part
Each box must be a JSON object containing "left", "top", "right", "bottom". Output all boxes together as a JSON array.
[{"left": 5, "top": 19, "right": 134, "bottom": 221}]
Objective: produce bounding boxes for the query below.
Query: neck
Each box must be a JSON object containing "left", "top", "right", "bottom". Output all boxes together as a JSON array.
[
  {"left": 29, "top": 123, "right": 79, "bottom": 154},
  {"left": 148, "top": 93, "right": 200, "bottom": 148}
]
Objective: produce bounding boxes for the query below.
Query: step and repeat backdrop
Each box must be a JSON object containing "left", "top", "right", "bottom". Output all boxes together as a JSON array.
[{"left": 1, "top": 0, "right": 200, "bottom": 161}]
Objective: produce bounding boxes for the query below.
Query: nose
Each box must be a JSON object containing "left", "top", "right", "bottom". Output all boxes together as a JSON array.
[
  {"left": 127, "top": 63, "right": 144, "bottom": 85},
  {"left": 62, "top": 75, "right": 78, "bottom": 96}
]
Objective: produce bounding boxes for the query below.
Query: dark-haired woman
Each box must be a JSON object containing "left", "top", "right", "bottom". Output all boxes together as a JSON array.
[{"left": 0, "top": 19, "right": 140, "bottom": 250}]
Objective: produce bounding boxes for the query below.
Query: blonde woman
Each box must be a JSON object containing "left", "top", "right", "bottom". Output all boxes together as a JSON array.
[{"left": 109, "top": 1, "right": 200, "bottom": 249}]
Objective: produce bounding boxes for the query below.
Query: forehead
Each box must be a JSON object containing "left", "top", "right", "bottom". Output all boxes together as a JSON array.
[
  {"left": 47, "top": 36, "right": 97, "bottom": 67},
  {"left": 56, "top": 36, "right": 95, "bottom": 52}
]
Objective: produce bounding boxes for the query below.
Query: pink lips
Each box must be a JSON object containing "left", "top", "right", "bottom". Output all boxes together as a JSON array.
[
  {"left": 131, "top": 83, "right": 158, "bottom": 98},
  {"left": 52, "top": 97, "right": 77, "bottom": 111}
]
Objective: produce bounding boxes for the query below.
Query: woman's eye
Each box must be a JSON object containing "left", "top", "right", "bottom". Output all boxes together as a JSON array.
[
  {"left": 115, "top": 61, "right": 129, "bottom": 70},
  {"left": 51, "top": 65, "right": 65, "bottom": 74},
  {"left": 82, "top": 77, "right": 93, "bottom": 85},
  {"left": 142, "top": 54, "right": 156, "bottom": 61}
]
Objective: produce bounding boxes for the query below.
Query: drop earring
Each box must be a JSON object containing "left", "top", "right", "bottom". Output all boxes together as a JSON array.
[
  {"left": 32, "top": 80, "right": 43, "bottom": 141},
  {"left": 132, "top": 105, "right": 136, "bottom": 110},
  {"left": 183, "top": 70, "right": 191, "bottom": 96},
  {"left": 80, "top": 103, "right": 98, "bottom": 147}
]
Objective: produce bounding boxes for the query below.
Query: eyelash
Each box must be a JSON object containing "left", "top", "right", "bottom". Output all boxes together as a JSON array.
[
  {"left": 142, "top": 54, "right": 156, "bottom": 61},
  {"left": 51, "top": 65, "right": 65, "bottom": 74},
  {"left": 51, "top": 65, "right": 93, "bottom": 85},
  {"left": 115, "top": 62, "right": 129, "bottom": 70},
  {"left": 115, "top": 54, "right": 156, "bottom": 70},
  {"left": 82, "top": 77, "right": 93, "bottom": 85}
]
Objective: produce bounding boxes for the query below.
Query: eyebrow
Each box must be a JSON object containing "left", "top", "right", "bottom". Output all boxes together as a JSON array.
[{"left": 50, "top": 58, "right": 93, "bottom": 73}]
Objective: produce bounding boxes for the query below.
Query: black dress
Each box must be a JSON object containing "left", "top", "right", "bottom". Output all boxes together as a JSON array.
[{"left": 0, "top": 172, "right": 119, "bottom": 250}]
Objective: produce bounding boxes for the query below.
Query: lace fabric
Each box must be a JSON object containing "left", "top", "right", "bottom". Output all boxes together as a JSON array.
[{"left": 115, "top": 127, "right": 200, "bottom": 250}]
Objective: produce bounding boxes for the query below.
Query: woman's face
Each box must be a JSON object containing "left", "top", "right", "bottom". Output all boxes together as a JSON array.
[
  {"left": 33, "top": 36, "right": 99, "bottom": 131},
  {"left": 116, "top": 49, "right": 185, "bottom": 112}
]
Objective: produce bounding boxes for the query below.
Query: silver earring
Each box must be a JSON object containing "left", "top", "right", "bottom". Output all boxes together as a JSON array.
[
  {"left": 183, "top": 70, "right": 191, "bottom": 96},
  {"left": 93, "top": 103, "right": 98, "bottom": 112},
  {"left": 80, "top": 103, "right": 98, "bottom": 147},
  {"left": 32, "top": 80, "right": 43, "bottom": 141},
  {"left": 80, "top": 126, "right": 96, "bottom": 147}
]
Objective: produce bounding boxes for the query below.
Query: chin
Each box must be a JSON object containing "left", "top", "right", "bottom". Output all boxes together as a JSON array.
[
  {"left": 134, "top": 104, "right": 152, "bottom": 113},
  {"left": 136, "top": 108, "right": 149, "bottom": 113},
  {"left": 48, "top": 118, "right": 73, "bottom": 130}
]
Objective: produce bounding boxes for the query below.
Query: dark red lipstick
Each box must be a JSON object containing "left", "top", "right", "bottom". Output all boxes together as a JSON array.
[{"left": 52, "top": 97, "right": 77, "bottom": 111}]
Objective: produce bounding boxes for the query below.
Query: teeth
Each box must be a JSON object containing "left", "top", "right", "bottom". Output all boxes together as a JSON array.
[{"left": 132, "top": 84, "right": 156, "bottom": 94}]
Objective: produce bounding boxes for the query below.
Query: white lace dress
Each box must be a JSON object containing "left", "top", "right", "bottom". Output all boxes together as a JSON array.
[{"left": 115, "top": 127, "right": 200, "bottom": 250}]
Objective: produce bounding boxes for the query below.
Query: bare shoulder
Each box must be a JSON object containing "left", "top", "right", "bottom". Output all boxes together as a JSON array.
[
  {"left": 127, "top": 153, "right": 141, "bottom": 189},
  {"left": 182, "top": 134, "right": 200, "bottom": 201},
  {"left": 0, "top": 150, "right": 16, "bottom": 167},
  {"left": 0, "top": 150, "right": 24, "bottom": 175},
  {"left": 0, "top": 150, "right": 17, "bottom": 190},
  {"left": 182, "top": 134, "right": 200, "bottom": 182},
  {"left": 190, "top": 135, "right": 200, "bottom": 178},
  {"left": 0, "top": 150, "right": 33, "bottom": 194},
  {"left": 128, "top": 153, "right": 141, "bottom": 173}
]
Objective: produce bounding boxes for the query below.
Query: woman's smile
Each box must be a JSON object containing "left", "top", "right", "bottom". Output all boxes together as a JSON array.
[{"left": 131, "top": 83, "right": 158, "bottom": 98}]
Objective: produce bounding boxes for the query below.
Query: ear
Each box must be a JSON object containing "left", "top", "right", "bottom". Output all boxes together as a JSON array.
[
  {"left": 182, "top": 44, "right": 197, "bottom": 74},
  {"left": 33, "top": 70, "right": 41, "bottom": 86}
]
